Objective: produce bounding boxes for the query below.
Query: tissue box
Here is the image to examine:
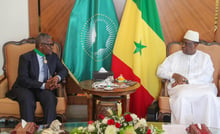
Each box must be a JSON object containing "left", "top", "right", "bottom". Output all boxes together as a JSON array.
[{"left": 93, "top": 71, "right": 114, "bottom": 81}]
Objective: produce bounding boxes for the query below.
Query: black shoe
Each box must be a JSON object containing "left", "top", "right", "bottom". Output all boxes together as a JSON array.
[{"left": 163, "top": 115, "right": 171, "bottom": 122}]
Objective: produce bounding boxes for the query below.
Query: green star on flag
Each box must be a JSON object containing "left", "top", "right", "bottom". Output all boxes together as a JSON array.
[{"left": 133, "top": 41, "right": 147, "bottom": 55}]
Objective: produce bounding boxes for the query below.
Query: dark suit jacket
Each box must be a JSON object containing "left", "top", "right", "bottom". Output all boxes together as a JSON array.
[{"left": 10, "top": 50, "right": 68, "bottom": 91}]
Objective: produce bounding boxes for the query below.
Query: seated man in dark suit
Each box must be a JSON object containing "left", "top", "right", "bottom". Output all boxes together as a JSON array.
[{"left": 7, "top": 33, "right": 68, "bottom": 125}]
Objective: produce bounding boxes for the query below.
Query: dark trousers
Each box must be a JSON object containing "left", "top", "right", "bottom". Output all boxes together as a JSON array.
[{"left": 9, "top": 87, "right": 57, "bottom": 124}]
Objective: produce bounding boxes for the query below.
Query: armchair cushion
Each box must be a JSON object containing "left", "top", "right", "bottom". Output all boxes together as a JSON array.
[
  {"left": 0, "top": 76, "right": 8, "bottom": 99},
  {"left": 0, "top": 97, "right": 66, "bottom": 118}
]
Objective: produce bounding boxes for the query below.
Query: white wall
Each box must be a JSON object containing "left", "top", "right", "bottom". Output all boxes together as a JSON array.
[
  {"left": 0, "top": 0, "right": 29, "bottom": 75},
  {"left": 113, "top": 0, "right": 126, "bottom": 22}
]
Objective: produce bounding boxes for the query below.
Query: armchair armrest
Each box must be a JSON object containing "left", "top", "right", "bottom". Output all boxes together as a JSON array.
[
  {"left": 158, "top": 79, "right": 171, "bottom": 114},
  {"left": 0, "top": 74, "right": 8, "bottom": 99},
  {"left": 218, "top": 76, "right": 220, "bottom": 96},
  {"left": 159, "top": 79, "right": 169, "bottom": 97}
]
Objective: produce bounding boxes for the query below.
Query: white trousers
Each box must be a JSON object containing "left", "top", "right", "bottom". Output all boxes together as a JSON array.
[{"left": 168, "top": 83, "right": 220, "bottom": 128}]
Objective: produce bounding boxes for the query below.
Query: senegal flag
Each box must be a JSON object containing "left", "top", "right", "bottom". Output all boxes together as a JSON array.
[
  {"left": 112, "top": 0, "right": 166, "bottom": 118},
  {"left": 63, "top": 0, "right": 119, "bottom": 81}
]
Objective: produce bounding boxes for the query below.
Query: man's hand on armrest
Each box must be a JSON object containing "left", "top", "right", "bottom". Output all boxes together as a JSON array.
[{"left": 171, "top": 73, "right": 189, "bottom": 87}]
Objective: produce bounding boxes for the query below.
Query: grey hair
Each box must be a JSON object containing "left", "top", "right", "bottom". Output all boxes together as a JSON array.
[{"left": 35, "top": 33, "right": 52, "bottom": 48}]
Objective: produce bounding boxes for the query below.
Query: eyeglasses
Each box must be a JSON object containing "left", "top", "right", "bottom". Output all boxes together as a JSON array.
[
  {"left": 182, "top": 41, "right": 196, "bottom": 48},
  {"left": 41, "top": 42, "right": 54, "bottom": 46}
]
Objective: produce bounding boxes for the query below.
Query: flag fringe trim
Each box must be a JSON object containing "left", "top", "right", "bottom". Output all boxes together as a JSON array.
[{"left": 62, "top": 60, "right": 80, "bottom": 85}]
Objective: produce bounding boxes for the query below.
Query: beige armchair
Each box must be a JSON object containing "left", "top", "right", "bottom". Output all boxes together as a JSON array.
[
  {"left": 158, "top": 41, "right": 220, "bottom": 121},
  {"left": 0, "top": 38, "right": 67, "bottom": 123}
]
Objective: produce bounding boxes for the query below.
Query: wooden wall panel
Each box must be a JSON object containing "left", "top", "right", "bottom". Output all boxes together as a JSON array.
[
  {"left": 156, "top": 0, "right": 216, "bottom": 44},
  {"left": 29, "top": 0, "right": 220, "bottom": 49},
  {"left": 28, "top": 0, "right": 39, "bottom": 37},
  {"left": 40, "top": 0, "right": 75, "bottom": 50}
]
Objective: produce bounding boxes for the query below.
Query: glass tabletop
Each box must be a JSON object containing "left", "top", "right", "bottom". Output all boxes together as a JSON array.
[
  {"left": 160, "top": 122, "right": 220, "bottom": 134},
  {"left": 0, "top": 122, "right": 88, "bottom": 134},
  {"left": 63, "top": 122, "right": 220, "bottom": 134},
  {"left": 1, "top": 121, "right": 220, "bottom": 134},
  {"left": 63, "top": 122, "right": 88, "bottom": 132}
]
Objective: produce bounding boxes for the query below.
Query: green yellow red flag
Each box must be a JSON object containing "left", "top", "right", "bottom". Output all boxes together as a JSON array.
[{"left": 112, "top": 0, "right": 166, "bottom": 117}]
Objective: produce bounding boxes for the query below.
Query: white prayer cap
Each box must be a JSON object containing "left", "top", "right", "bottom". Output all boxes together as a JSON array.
[{"left": 183, "top": 30, "right": 199, "bottom": 42}]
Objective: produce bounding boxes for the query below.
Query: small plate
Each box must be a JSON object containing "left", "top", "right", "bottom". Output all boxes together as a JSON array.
[{"left": 104, "top": 87, "right": 114, "bottom": 90}]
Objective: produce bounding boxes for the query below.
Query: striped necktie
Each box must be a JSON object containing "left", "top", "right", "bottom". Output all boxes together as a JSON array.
[{"left": 43, "top": 56, "right": 48, "bottom": 82}]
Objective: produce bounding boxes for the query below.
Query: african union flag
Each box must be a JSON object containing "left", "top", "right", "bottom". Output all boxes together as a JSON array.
[
  {"left": 112, "top": 0, "right": 166, "bottom": 118},
  {"left": 63, "top": 0, "right": 119, "bottom": 81}
]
